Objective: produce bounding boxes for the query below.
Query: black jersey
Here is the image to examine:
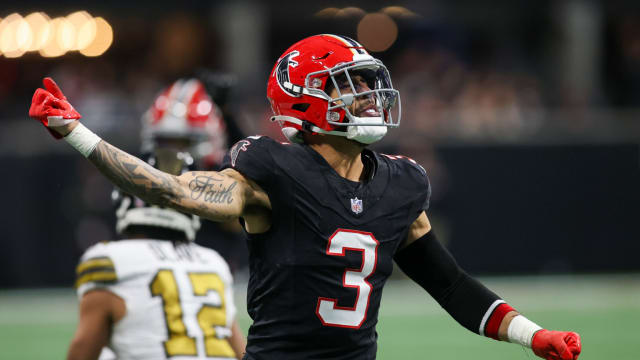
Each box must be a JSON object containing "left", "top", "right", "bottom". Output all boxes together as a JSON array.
[{"left": 222, "top": 136, "right": 430, "bottom": 360}]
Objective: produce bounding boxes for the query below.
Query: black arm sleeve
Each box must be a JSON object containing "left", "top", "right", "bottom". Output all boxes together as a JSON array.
[{"left": 394, "top": 231, "right": 502, "bottom": 335}]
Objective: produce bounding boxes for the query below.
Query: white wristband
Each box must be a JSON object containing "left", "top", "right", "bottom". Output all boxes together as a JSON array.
[
  {"left": 507, "top": 315, "right": 543, "bottom": 347},
  {"left": 64, "top": 123, "right": 102, "bottom": 158}
]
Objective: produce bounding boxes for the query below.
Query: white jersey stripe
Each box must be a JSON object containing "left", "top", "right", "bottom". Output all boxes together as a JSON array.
[{"left": 478, "top": 299, "right": 506, "bottom": 336}]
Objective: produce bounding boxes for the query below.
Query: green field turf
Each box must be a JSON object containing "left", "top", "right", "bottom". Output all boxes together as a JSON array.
[{"left": 1, "top": 274, "right": 638, "bottom": 359}]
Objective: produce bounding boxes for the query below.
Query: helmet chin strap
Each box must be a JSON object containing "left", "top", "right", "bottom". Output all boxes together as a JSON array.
[
  {"left": 271, "top": 115, "right": 387, "bottom": 144},
  {"left": 271, "top": 115, "right": 347, "bottom": 140},
  {"left": 345, "top": 115, "right": 387, "bottom": 144}
]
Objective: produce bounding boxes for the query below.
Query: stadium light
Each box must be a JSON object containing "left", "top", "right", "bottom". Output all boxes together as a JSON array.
[
  {"left": 76, "top": 15, "right": 97, "bottom": 51},
  {"left": 357, "top": 13, "right": 398, "bottom": 52},
  {"left": 25, "top": 12, "right": 51, "bottom": 51},
  {"left": 336, "top": 7, "right": 366, "bottom": 18},
  {"left": 79, "top": 17, "right": 112, "bottom": 57},
  {"left": 66, "top": 11, "right": 93, "bottom": 51},
  {"left": 15, "top": 15, "right": 33, "bottom": 52},
  {"left": 315, "top": 7, "right": 366, "bottom": 18},
  {"left": 315, "top": 8, "right": 340, "bottom": 18},
  {"left": 39, "top": 17, "right": 68, "bottom": 57},
  {"left": 313, "top": 6, "right": 417, "bottom": 53},
  {"left": 57, "top": 17, "right": 76, "bottom": 52},
  {"left": 1, "top": 11, "right": 113, "bottom": 58},
  {"left": 380, "top": 6, "right": 420, "bottom": 18},
  {"left": 0, "top": 13, "right": 28, "bottom": 58}
]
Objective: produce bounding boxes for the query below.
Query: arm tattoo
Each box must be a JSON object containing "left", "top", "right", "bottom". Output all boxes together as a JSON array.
[
  {"left": 189, "top": 176, "right": 237, "bottom": 204},
  {"left": 88, "top": 141, "right": 185, "bottom": 207}
]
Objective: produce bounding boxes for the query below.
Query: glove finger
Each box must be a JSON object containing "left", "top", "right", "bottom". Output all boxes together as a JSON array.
[
  {"left": 558, "top": 345, "right": 576, "bottom": 360},
  {"left": 31, "top": 88, "right": 50, "bottom": 104},
  {"left": 565, "top": 333, "right": 581, "bottom": 348},
  {"left": 29, "top": 89, "right": 52, "bottom": 117},
  {"left": 51, "top": 98, "right": 72, "bottom": 110},
  {"left": 43, "top": 77, "right": 67, "bottom": 100},
  {"left": 548, "top": 351, "right": 560, "bottom": 360},
  {"left": 567, "top": 344, "right": 581, "bottom": 356},
  {"left": 50, "top": 99, "right": 82, "bottom": 119},
  {"left": 555, "top": 341, "right": 571, "bottom": 359},
  {"left": 564, "top": 333, "right": 581, "bottom": 355}
]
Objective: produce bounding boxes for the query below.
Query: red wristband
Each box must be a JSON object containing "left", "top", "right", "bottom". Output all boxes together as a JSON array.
[{"left": 484, "top": 303, "right": 515, "bottom": 340}]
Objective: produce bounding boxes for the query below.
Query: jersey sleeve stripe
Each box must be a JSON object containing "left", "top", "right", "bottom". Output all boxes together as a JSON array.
[
  {"left": 75, "top": 271, "right": 118, "bottom": 288},
  {"left": 76, "top": 257, "right": 114, "bottom": 275},
  {"left": 483, "top": 302, "right": 516, "bottom": 340},
  {"left": 478, "top": 299, "right": 505, "bottom": 336}
]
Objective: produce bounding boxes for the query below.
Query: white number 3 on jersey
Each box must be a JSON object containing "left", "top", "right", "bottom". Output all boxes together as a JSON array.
[{"left": 316, "top": 229, "right": 379, "bottom": 328}]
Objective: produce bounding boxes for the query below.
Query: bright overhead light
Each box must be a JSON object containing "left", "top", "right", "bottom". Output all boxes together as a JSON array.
[
  {"left": 15, "top": 15, "right": 33, "bottom": 52},
  {"left": 79, "top": 17, "right": 112, "bottom": 57},
  {"left": 336, "top": 7, "right": 366, "bottom": 18},
  {"left": 1, "top": 11, "right": 113, "bottom": 57},
  {"left": 76, "top": 16, "right": 97, "bottom": 51},
  {"left": 357, "top": 13, "right": 398, "bottom": 52},
  {"left": 25, "top": 12, "right": 51, "bottom": 51},
  {"left": 380, "top": 6, "right": 420, "bottom": 18},
  {"left": 315, "top": 8, "right": 340, "bottom": 18},
  {"left": 56, "top": 16, "right": 75, "bottom": 51},
  {"left": 314, "top": 7, "right": 366, "bottom": 18},
  {"left": 39, "top": 17, "right": 68, "bottom": 57},
  {"left": 66, "top": 11, "right": 94, "bottom": 50},
  {"left": 0, "top": 13, "right": 28, "bottom": 57}
]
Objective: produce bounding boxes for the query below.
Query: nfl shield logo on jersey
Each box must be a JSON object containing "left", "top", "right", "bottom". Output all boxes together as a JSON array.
[{"left": 350, "top": 197, "right": 363, "bottom": 214}]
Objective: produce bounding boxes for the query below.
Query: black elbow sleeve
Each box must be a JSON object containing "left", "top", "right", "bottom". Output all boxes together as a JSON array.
[{"left": 394, "top": 231, "right": 504, "bottom": 336}]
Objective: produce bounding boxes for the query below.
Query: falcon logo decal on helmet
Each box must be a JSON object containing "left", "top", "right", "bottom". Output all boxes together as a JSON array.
[
  {"left": 275, "top": 50, "right": 301, "bottom": 97},
  {"left": 267, "top": 34, "right": 401, "bottom": 145}
]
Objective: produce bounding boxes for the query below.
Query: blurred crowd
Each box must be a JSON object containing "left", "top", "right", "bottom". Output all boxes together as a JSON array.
[
  {"left": 1, "top": 2, "right": 639, "bottom": 149},
  {"left": 0, "top": 0, "right": 640, "bottom": 284},
  {"left": 1, "top": 1, "right": 640, "bottom": 281},
  {"left": 0, "top": 1, "right": 640, "bottom": 149}
]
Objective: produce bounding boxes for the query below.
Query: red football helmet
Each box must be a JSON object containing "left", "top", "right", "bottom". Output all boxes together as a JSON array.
[
  {"left": 141, "top": 78, "right": 227, "bottom": 169},
  {"left": 267, "top": 34, "right": 401, "bottom": 144}
]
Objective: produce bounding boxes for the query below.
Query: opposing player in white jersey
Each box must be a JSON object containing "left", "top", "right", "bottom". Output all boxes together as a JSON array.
[{"left": 67, "top": 78, "right": 246, "bottom": 360}]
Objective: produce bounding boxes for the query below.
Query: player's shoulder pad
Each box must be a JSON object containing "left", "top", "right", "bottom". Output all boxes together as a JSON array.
[
  {"left": 380, "top": 153, "right": 430, "bottom": 197},
  {"left": 380, "top": 153, "right": 431, "bottom": 210},
  {"left": 75, "top": 242, "right": 117, "bottom": 289},
  {"left": 222, "top": 135, "right": 288, "bottom": 185},
  {"left": 380, "top": 153, "right": 427, "bottom": 178},
  {"left": 227, "top": 135, "right": 280, "bottom": 168}
]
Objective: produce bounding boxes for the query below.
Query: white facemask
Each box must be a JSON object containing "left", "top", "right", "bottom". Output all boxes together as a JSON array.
[{"left": 346, "top": 116, "right": 388, "bottom": 144}]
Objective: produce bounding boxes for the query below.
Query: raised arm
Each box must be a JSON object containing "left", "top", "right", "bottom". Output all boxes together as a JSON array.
[
  {"left": 395, "top": 211, "right": 581, "bottom": 360},
  {"left": 89, "top": 138, "right": 261, "bottom": 222},
  {"left": 29, "top": 78, "right": 270, "bottom": 225}
]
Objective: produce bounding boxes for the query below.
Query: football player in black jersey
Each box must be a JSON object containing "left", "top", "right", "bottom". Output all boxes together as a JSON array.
[{"left": 30, "top": 34, "right": 581, "bottom": 360}]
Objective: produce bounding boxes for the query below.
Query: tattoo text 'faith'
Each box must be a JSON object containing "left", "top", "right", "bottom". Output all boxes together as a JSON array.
[{"left": 189, "top": 176, "right": 237, "bottom": 204}]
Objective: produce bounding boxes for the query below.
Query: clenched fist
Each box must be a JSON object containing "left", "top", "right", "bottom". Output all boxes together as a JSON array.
[
  {"left": 29, "top": 77, "right": 81, "bottom": 139},
  {"left": 532, "top": 330, "right": 581, "bottom": 360}
]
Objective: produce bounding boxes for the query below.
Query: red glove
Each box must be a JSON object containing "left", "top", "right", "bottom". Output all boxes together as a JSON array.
[
  {"left": 532, "top": 330, "right": 581, "bottom": 360},
  {"left": 29, "top": 77, "right": 82, "bottom": 139}
]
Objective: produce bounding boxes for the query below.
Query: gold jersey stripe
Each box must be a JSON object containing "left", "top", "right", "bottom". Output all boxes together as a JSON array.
[
  {"left": 76, "top": 257, "right": 114, "bottom": 275},
  {"left": 75, "top": 271, "right": 118, "bottom": 288}
]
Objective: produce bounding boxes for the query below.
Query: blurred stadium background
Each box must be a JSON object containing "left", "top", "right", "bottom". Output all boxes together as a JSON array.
[{"left": 1, "top": 0, "right": 639, "bottom": 359}]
